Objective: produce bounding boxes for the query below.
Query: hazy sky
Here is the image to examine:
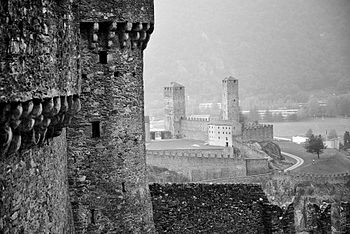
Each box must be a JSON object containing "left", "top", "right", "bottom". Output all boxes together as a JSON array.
[{"left": 144, "top": 0, "right": 350, "bottom": 113}]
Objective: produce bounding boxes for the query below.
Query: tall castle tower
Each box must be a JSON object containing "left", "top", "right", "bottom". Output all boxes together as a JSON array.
[
  {"left": 222, "top": 77, "right": 239, "bottom": 122},
  {"left": 164, "top": 82, "right": 186, "bottom": 138},
  {"left": 67, "top": 1, "right": 155, "bottom": 232}
]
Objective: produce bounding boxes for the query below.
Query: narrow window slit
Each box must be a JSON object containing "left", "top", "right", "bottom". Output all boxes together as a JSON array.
[
  {"left": 122, "top": 182, "right": 126, "bottom": 192},
  {"left": 99, "top": 51, "right": 107, "bottom": 64},
  {"left": 91, "top": 121, "right": 100, "bottom": 138},
  {"left": 91, "top": 209, "right": 96, "bottom": 224}
]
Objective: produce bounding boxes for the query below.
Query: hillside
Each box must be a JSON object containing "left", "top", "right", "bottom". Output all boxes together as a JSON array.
[{"left": 144, "top": 0, "right": 350, "bottom": 114}]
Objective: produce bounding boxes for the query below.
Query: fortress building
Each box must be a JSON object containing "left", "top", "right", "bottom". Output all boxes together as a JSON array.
[{"left": 163, "top": 76, "right": 273, "bottom": 145}]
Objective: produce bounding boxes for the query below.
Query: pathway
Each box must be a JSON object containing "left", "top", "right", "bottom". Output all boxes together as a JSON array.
[{"left": 282, "top": 151, "right": 304, "bottom": 172}]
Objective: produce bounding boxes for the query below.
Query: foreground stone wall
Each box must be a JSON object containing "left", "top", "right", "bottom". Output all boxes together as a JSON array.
[
  {"left": 150, "top": 183, "right": 294, "bottom": 233},
  {"left": 1, "top": 0, "right": 155, "bottom": 233},
  {"left": 0, "top": 0, "right": 79, "bottom": 232},
  {"left": 0, "top": 0, "right": 80, "bottom": 103},
  {"left": 0, "top": 130, "right": 73, "bottom": 233},
  {"left": 203, "top": 171, "right": 350, "bottom": 233}
]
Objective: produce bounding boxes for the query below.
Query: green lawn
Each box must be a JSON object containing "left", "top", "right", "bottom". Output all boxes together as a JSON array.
[
  {"left": 263, "top": 117, "right": 350, "bottom": 138},
  {"left": 277, "top": 141, "right": 350, "bottom": 174}
]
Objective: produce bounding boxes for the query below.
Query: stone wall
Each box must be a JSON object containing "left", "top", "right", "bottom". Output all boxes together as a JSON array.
[
  {"left": 242, "top": 124, "right": 273, "bottom": 142},
  {"left": 180, "top": 118, "right": 208, "bottom": 141},
  {"left": 202, "top": 171, "right": 350, "bottom": 233},
  {"left": 0, "top": 0, "right": 79, "bottom": 232},
  {"left": 0, "top": 0, "right": 80, "bottom": 103},
  {"left": 146, "top": 149, "right": 247, "bottom": 181},
  {"left": 0, "top": 130, "right": 73, "bottom": 233},
  {"left": 150, "top": 183, "right": 294, "bottom": 233},
  {"left": 246, "top": 158, "right": 269, "bottom": 175},
  {"left": 67, "top": 0, "right": 155, "bottom": 232},
  {"left": 1, "top": 0, "right": 155, "bottom": 233}
]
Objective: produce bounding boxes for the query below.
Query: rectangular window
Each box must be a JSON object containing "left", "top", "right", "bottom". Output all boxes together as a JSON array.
[
  {"left": 91, "top": 209, "right": 96, "bottom": 224},
  {"left": 91, "top": 121, "right": 101, "bottom": 138},
  {"left": 99, "top": 51, "right": 108, "bottom": 64}
]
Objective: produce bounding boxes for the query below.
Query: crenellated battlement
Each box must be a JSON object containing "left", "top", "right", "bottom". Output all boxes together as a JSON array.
[
  {"left": 147, "top": 149, "right": 242, "bottom": 159},
  {"left": 242, "top": 123, "right": 273, "bottom": 142},
  {"left": 181, "top": 116, "right": 210, "bottom": 122},
  {"left": 243, "top": 123, "right": 273, "bottom": 130}
]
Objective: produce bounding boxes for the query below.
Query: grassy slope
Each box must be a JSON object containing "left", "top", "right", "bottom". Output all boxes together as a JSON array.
[{"left": 278, "top": 141, "right": 350, "bottom": 174}]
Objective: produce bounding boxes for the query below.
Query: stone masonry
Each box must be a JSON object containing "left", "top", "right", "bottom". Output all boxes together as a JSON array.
[
  {"left": 164, "top": 82, "right": 186, "bottom": 138},
  {"left": 67, "top": 0, "right": 155, "bottom": 233},
  {"left": 0, "top": 0, "right": 80, "bottom": 232},
  {"left": 222, "top": 76, "right": 240, "bottom": 122},
  {"left": 1, "top": 0, "right": 155, "bottom": 233}
]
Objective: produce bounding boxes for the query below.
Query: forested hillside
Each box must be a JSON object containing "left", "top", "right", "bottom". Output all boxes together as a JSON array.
[{"left": 144, "top": 0, "right": 350, "bottom": 115}]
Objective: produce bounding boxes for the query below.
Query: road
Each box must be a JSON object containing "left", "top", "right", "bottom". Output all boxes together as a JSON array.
[{"left": 282, "top": 151, "right": 304, "bottom": 172}]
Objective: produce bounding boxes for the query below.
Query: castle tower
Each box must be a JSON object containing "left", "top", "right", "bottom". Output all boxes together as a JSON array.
[
  {"left": 0, "top": 1, "right": 80, "bottom": 232},
  {"left": 164, "top": 82, "right": 186, "bottom": 138},
  {"left": 67, "top": 1, "right": 155, "bottom": 232},
  {"left": 222, "top": 77, "right": 240, "bottom": 122}
]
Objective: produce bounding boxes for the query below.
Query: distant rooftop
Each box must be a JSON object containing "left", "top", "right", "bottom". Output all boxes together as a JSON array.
[
  {"left": 223, "top": 76, "right": 238, "bottom": 81},
  {"left": 209, "top": 119, "right": 237, "bottom": 126},
  {"left": 169, "top": 82, "right": 184, "bottom": 87}
]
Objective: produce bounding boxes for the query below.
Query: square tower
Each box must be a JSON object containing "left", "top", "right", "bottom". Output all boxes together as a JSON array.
[
  {"left": 222, "top": 77, "right": 239, "bottom": 122},
  {"left": 164, "top": 82, "right": 186, "bottom": 137}
]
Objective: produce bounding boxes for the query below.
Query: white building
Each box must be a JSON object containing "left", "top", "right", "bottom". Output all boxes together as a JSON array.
[
  {"left": 292, "top": 136, "right": 308, "bottom": 144},
  {"left": 208, "top": 121, "right": 241, "bottom": 147}
]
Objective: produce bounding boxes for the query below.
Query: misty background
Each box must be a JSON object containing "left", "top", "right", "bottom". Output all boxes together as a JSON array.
[{"left": 143, "top": 0, "right": 350, "bottom": 117}]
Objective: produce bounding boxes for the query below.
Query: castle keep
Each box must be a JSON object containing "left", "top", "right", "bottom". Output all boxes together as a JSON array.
[
  {"left": 163, "top": 77, "right": 273, "bottom": 145},
  {"left": 164, "top": 82, "right": 185, "bottom": 138}
]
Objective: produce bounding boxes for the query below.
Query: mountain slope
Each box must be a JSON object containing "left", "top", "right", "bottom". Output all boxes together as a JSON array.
[{"left": 144, "top": 0, "right": 350, "bottom": 113}]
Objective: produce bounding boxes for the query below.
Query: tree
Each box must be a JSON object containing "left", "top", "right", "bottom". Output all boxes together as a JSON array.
[
  {"left": 263, "top": 109, "right": 273, "bottom": 122},
  {"left": 307, "top": 97, "right": 321, "bottom": 117},
  {"left": 239, "top": 111, "right": 247, "bottom": 124},
  {"left": 304, "top": 134, "right": 326, "bottom": 159},
  {"left": 305, "top": 129, "right": 313, "bottom": 138},
  {"left": 248, "top": 107, "right": 260, "bottom": 122},
  {"left": 273, "top": 112, "right": 284, "bottom": 122},
  {"left": 286, "top": 113, "right": 298, "bottom": 122},
  {"left": 327, "top": 129, "right": 338, "bottom": 140},
  {"left": 326, "top": 96, "right": 338, "bottom": 117},
  {"left": 344, "top": 131, "right": 350, "bottom": 150}
]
